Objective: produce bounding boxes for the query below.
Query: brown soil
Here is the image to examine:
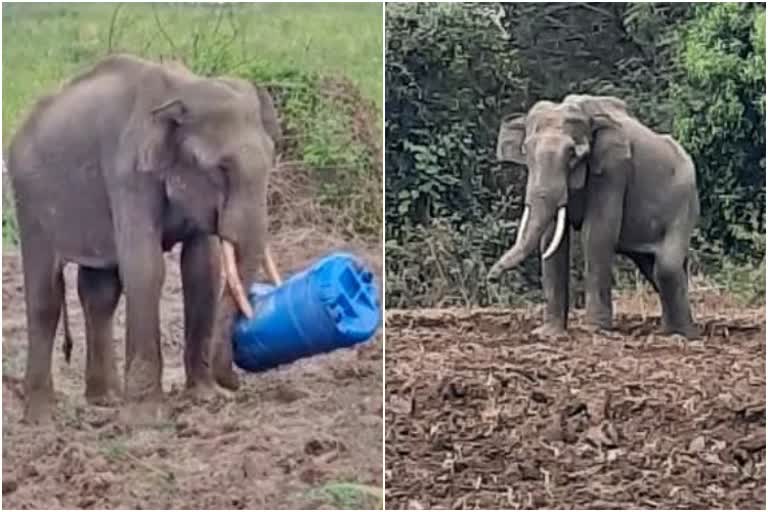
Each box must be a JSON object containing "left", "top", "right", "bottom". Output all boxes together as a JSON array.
[
  {"left": 2, "top": 243, "right": 382, "bottom": 509},
  {"left": 385, "top": 304, "right": 765, "bottom": 509}
]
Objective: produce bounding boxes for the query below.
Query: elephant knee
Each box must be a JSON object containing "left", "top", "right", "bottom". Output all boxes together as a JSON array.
[
  {"left": 653, "top": 260, "right": 683, "bottom": 285},
  {"left": 77, "top": 269, "right": 122, "bottom": 315}
]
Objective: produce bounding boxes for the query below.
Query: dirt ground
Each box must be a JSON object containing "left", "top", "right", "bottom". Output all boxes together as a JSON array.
[
  {"left": 385, "top": 298, "right": 765, "bottom": 509},
  {"left": 2, "top": 241, "right": 383, "bottom": 510}
]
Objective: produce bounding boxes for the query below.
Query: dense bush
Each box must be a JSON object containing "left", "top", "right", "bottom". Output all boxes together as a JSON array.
[
  {"left": 386, "top": 2, "right": 765, "bottom": 308},
  {"left": 673, "top": 3, "right": 766, "bottom": 265},
  {"left": 246, "top": 65, "right": 382, "bottom": 238},
  {"left": 385, "top": 3, "right": 535, "bottom": 307}
]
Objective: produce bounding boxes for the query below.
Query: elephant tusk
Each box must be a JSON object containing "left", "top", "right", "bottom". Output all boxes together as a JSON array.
[
  {"left": 515, "top": 206, "right": 530, "bottom": 246},
  {"left": 542, "top": 206, "right": 567, "bottom": 260},
  {"left": 263, "top": 246, "right": 282, "bottom": 285},
  {"left": 221, "top": 240, "right": 254, "bottom": 319}
]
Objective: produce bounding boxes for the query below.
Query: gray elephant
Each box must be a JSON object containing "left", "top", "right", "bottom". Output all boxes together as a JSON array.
[
  {"left": 488, "top": 94, "right": 699, "bottom": 339},
  {"left": 8, "top": 54, "right": 282, "bottom": 424}
]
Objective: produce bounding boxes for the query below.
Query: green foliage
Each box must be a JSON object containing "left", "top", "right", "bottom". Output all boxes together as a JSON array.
[
  {"left": 307, "top": 482, "right": 382, "bottom": 510},
  {"left": 673, "top": 2, "right": 765, "bottom": 265},
  {"left": 386, "top": 3, "right": 531, "bottom": 305},
  {"left": 386, "top": 2, "right": 765, "bottom": 308},
  {"left": 2, "top": 3, "right": 382, "bottom": 142},
  {"left": 386, "top": 217, "right": 541, "bottom": 308},
  {"left": 275, "top": 74, "right": 381, "bottom": 236},
  {"left": 2, "top": 3, "right": 382, "bottom": 243},
  {"left": 2, "top": 173, "right": 19, "bottom": 246}
]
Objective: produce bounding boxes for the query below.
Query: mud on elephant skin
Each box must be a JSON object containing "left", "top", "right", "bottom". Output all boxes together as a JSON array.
[
  {"left": 7, "top": 54, "right": 283, "bottom": 425},
  {"left": 489, "top": 94, "right": 700, "bottom": 339}
]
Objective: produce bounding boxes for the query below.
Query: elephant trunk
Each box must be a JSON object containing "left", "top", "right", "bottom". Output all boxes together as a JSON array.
[
  {"left": 218, "top": 166, "right": 281, "bottom": 319},
  {"left": 213, "top": 165, "right": 281, "bottom": 390}
]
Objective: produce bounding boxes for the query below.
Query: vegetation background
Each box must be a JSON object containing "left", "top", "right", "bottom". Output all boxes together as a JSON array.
[
  {"left": 3, "top": 1, "right": 382, "bottom": 247},
  {"left": 2, "top": 3, "right": 382, "bottom": 509},
  {"left": 385, "top": 2, "right": 765, "bottom": 309}
]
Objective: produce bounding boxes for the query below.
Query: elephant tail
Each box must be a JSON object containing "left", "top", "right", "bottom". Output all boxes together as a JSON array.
[{"left": 61, "top": 278, "right": 73, "bottom": 364}]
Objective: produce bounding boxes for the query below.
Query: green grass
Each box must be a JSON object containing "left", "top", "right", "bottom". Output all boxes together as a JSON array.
[
  {"left": 2, "top": 2, "right": 382, "bottom": 142},
  {"left": 2, "top": 3, "right": 383, "bottom": 244},
  {"left": 307, "top": 482, "right": 383, "bottom": 509}
]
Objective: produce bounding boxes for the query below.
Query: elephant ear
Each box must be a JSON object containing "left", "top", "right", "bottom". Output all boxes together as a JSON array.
[
  {"left": 255, "top": 86, "right": 282, "bottom": 146},
  {"left": 496, "top": 114, "right": 527, "bottom": 165},
  {"left": 568, "top": 138, "right": 590, "bottom": 190},
  {"left": 214, "top": 77, "right": 282, "bottom": 148},
  {"left": 589, "top": 113, "right": 632, "bottom": 175},
  {"left": 137, "top": 98, "right": 187, "bottom": 173}
]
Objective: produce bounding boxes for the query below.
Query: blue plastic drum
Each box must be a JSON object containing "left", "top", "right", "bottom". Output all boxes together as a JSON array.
[{"left": 232, "top": 251, "right": 381, "bottom": 372}]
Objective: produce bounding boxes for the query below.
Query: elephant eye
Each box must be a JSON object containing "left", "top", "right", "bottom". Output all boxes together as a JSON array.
[
  {"left": 521, "top": 139, "right": 532, "bottom": 155},
  {"left": 217, "top": 155, "right": 235, "bottom": 173}
]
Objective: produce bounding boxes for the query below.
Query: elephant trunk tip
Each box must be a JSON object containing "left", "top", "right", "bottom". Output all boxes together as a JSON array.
[{"left": 489, "top": 204, "right": 567, "bottom": 279}]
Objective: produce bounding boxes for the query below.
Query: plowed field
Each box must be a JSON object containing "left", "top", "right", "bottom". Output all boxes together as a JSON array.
[{"left": 385, "top": 305, "right": 765, "bottom": 509}]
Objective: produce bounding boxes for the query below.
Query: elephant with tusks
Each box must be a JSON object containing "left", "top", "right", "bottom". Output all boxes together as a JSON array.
[{"left": 488, "top": 94, "right": 700, "bottom": 339}]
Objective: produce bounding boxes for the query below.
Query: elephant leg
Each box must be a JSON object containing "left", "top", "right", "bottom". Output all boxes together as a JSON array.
[
  {"left": 181, "top": 235, "right": 221, "bottom": 394},
  {"left": 654, "top": 249, "right": 698, "bottom": 338},
  {"left": 77, "top": 266, "right": 122, "bottom": 406},
  {"left": 20, "top": 241, "right": 64, "bottom": 425},
  {"left": 624, "top": 251, "right": 659, "bottom": 293},
  {"left": 116, "top": 237, "right": 166, "bottom": 423},
  {"left": 213, "top": 306, "right": 240, "bottom": 391},
  {"left": 582, "top": 194, "right": 623, "bottom": 331},
  {"left": 534, "top": 221, "right": 570, "bottom": 337},
  {"left": 583, "top": 242, "right": 615, "bottom": 329}
]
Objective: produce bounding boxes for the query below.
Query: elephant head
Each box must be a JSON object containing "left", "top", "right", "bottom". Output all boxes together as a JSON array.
[
  {"left": 490, "top": 95, "right": 632, "bottom": 276},
  {"left": 138, "top": 74, "right": 282, "bottom": 318}
]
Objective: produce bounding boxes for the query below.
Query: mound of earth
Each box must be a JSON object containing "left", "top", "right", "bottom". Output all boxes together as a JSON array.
[{"left": 385, "top": 307, "right": 765, "bottom": 509}]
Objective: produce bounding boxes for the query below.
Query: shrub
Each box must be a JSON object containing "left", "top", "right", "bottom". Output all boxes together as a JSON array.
[
  {"left": 673, "top": 2, "right": 766, "bottom": 266},
  {"left": 386, "top": 2, "right": 765, "bottom": 308}
]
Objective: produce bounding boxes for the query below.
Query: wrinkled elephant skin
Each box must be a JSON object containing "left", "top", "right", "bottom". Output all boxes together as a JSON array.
[
  {"left": 7, "top": 54, "right": 283, "bottom": 425},
  {"left": 492, "top": 94, "right": 700, "bottom": 339}
]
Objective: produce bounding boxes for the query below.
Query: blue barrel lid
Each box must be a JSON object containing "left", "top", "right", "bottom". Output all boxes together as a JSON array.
[{"left": 310, "top": 251, "right": 380, "bottom": 342}]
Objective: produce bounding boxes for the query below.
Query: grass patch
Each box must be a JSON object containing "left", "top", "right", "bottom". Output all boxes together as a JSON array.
[
  {"left": 2, "top": 2, "right": 382, "bottom": 141},
  {"left": 2, "top": 3, "right": 382, "bottom": 244},
  {"left": 307, "top": 482, "right": 383, "bottom": 510},
  {"left": 3, "top": 174, "right": 19, "bottom": 246},
  {"left": 2, "top": 353, "right": 17, "bottom": 377},
  {"left": 100, "top": 437, "right": 130, "bottom": 462}
]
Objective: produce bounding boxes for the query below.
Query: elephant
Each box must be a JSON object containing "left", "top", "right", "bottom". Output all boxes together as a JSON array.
[
  {"left": 7, "top": 54, "right": 282, "bottom": 424},
  {"left": 488, "top": 94, "right": 700, "bottom": 339}
]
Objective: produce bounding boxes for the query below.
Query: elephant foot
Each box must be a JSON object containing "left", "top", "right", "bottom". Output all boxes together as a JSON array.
[
  {"left": 584, "top": 312, "right": 613, "bottom": 332},
  {"left": 660, "top": 323, "right": 700, "bottom": 340},
  {"left": 583, "top": 319, "right": 614, "bottom": 332},
  {"left": 23, "top": 392, "right": 55, "bottom": 426},
  {"left": 213, "top": 347, "right": 241, "bottom": 391},
  {"left": 531, "top": 323, "right": 568, "bottom": 340},
  {"left": 86, "top": 380, "right": 122, "bottom": 407},
  {"left": 119, "top": 397, "right": 168, "bottom": 427},
  {"left": 86, "top": 388, "right": 122, "bottom": 407},
  {"left": 185, "top": 380, "right": 231, "bottom": 402},
  {"left": 583, "top": 323, "right": 623, "bottom": 340},
  {"left": 214, "top": 366, "right": 241, "bottom": 391}
]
